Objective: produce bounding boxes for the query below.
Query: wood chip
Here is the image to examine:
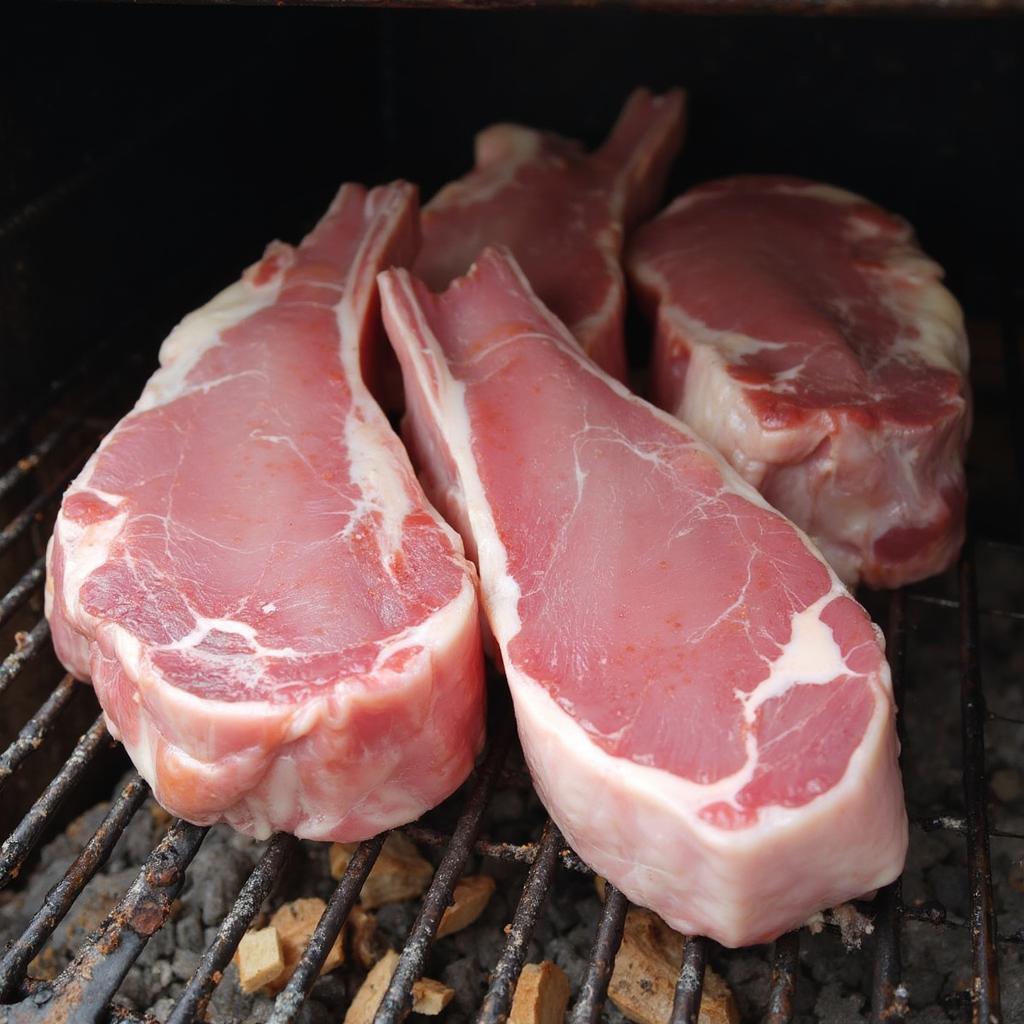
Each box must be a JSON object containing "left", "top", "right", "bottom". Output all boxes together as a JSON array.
[
  {"left": 510, "top": 961, "right": 570, "bottom": 1024},
  {"left": 346, "top": 904, "right": 386, "bottom": 970},
  {"left": 437, "top": 874, "right": 497, "bottom": 938},
  {"left": 258, "top": 897, "right": 344, "bottom": 994},
  {"left": 330, "top": 833, "right": 434, "bottom": 909},
  {"left": 235, "top": 926, "right": 285, "bottom": 993},
  {"left": 412, "top": 976, "right": 455, "bottom": 1015},
  {"left": 608, "top": 909, "right": 739, "bottom": 1024},
  {"left": 343, "top": 949, "right": 454, "bottom": 1024}
]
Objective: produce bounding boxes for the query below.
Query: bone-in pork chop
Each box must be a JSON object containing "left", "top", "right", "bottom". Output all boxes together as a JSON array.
[
  {"left": 46, "top": 183, "right": 484, "bottom": 841},
  {"left": 628, "top": 176, "right": 970, "bottom": 588},
  {"left": 379, "top": 246, "right": 906, "bottom": 947},
  {"left": 414, "top": 88, "right": 685, "bottom": 381}
]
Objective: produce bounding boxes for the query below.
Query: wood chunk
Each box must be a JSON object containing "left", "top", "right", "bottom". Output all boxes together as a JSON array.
[
  {"left": 608, "top": 909, "right": 739, "bottom": 1024},
  {"left": 412, "top": 976, "right": 456, "bottom": 1015},
  {"left": 235, "top": 926, "right": 284, "bottom": 993},
  {"left": 330, "top": 833, "right": 434, "bottom": 909},
  {"left": 262, "top": 897, "right": 344, "bottom": 994},
  {"left": 346, "top": 904, "right": 386, "bottom": 970},
  {"left": 510, "top": 961, "right": 570, "bottom": 1024},
  {"left": 594, "top": 876, "right": 607, "bottom": 902},
  {"left": 437, "top": 874, "right": 497, "bottom": 938},
  {"left": 344, "top": 949, "right": 454, "bottom": 1024}
]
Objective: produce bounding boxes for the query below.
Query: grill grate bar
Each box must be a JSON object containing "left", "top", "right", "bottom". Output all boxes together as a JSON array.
[
  {"left": 0, "top": 421, "right": 78, "bottom": 505},
  {"left": 0, "top": 673, "right": 78, "bottom": 794},
  {"left": 0, "top": 773, "right": 149, "bottom": 1001},
  {"left": 172, "top": 832, "right": 299, "bottom": 1024},
  {"left": 918, "top": 816, "right": 1024, "bottom": 841},
  {"left": 4, "top": 820, "right": 208, "bottom": 1024},
  {"left": 373, "top": 723, "right": 513, "bottom": 1024},
  {"left": 669, "top": 936, "right": 707, "bottom": 1024},
  {"left": 476, "top": 819, "right": 564, "bottom": 1024},
  {"left": 402, "top": 823, "right": 591, "bottom": 874},
  {"left": 908, "top": 593, "right": 1024, "bottom": 622},
  {"left": 0, "top": 715, "right": 110, "bottom": 890},
  {"left": 0, "top": 451, "right": 91, "bottom": 561},
  {"left": 0, "top": 557, "right": 45, "bottom": 631},
  {"left": 958, "top": 537, "right": 1002, "bottom": 1023},
  {"left": 269, "top": 835, "right": 387, "bottom": 1024},
  {"left": 0, "top": 619, "right": 51, "bottom": 699},
  {"left": 569, "top": 883, "right": 627, "bottom": 1024},
  {"left": 764, "top": 931, "right": 800, "bottom": 1024},
  {"left": 870, "top": 588, "right": 907, "bottom": 1022}
]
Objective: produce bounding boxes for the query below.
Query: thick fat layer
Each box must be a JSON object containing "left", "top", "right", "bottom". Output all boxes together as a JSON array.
[
  {"left": 45, "top": 183, "right": 485, "bottom": 839},
  {"left": 379, "top": 248, "right": 906, "bottom": 947},
  {"left": 628, "top": 175, "right": 970, "bottom": 588},
  {"left": 414, "top": 88, "right": 685, "bottom": 381}
]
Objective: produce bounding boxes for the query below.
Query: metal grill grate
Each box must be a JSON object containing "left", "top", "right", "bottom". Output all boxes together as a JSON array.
[{"left": 0, "top": 309, "right": 1018, "bottom": 1024}]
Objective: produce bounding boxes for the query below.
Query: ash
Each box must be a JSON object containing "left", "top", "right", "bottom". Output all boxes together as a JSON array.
[{"left": 2, "top": 551, "right": 1022, "bottom": 1022}]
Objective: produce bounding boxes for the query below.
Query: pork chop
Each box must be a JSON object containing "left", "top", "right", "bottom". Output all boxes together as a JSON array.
[
  {"left": 627, "top": 175, "right": 970, "bottom": 588},
  {"left": 379, "top": 246, "right": 907, "bottom": 948},
  {"left": 414, "top": 88, "right": 686, "bottom": 381},
  {"left": 46, "top": 182, "right": 485, "bottom": 841}
]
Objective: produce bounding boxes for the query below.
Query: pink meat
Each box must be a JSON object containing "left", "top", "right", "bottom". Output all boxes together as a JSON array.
[
  {"left": 379, "top": 247, "right": 906, "bottom": 948},
  {"left": 414, "top": 88, "right": 685, "bottom": 382},
  {"left": 45, "top": 183, "right": 485, "bottom": 842},
  {"left": 628, "top": 176, "right": 970, "bottom": 589}
]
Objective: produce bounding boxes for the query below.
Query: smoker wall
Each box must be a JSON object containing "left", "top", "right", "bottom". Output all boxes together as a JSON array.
[{"left": 2, "top": 5, "right": 1022, "bottom": 413}]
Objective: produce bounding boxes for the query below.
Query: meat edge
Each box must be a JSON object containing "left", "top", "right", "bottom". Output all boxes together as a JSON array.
[{"left": 510, "top": 664, "right": 906, "bottom": 948}]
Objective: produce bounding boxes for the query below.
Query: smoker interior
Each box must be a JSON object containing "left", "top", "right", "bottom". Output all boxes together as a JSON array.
[{"left": 2, "top": 5, "right": 1023, "bottom": 1023}]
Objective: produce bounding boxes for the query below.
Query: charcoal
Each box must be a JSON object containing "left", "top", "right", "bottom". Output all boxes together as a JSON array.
[
  {"left": 442, "top": 956, "right": 486, "bottom": 1014},
  {"left": 171, "top": 947, "right": 200, "bottom": 981},
  {"left": 175, "top": 913, "right": 203, "bottom": 952},
  {"left": 151, "top": 995, "right": 176, "bottom": 1023},
  {"left": 813, "top": 980, "right": 867, "bottom": 1023}
]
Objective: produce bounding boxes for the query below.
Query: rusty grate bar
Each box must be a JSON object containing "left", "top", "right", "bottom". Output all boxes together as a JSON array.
[
  {"left": 0, "top": 774, "right": 150, "bottom": 1001},
  {"left": 0, "top": 421, "right": 78, "bottom": 504},
  {"left": 373, "top": 723, "right": 514, "bottom": 1024},
  {"left": 764, "top": 931, "right": 800, "bottom": 1024},
  {"left": 669, "top": 936, "right": 707, "bottom": 1024},
  {"left": 476, "top": 819, "right": 564, "bottom": 1024},
  {"left": 403, "top": 822, "right": 591, "bottom": 874},
  {"left": 269, "top": 835, "right": 387, "bottom": 1024},
  {"left": 958, "top": 535, "right": 1001, "bottom": 1023},
  {"left": 870, "top": 587, "right": 908, "bottom": 1022},
  {"left": 569, "top": 883, "right": 628, "bottom": 1024},
  {"left": 2, "top": 820, "right": 208, "bottom": 1024},
  {"left": 0, "top": 620, "right": 51, "bottom": 700},
  {"left": 171, "top": 832, "right": 300, "bottom": 1024},
  {"left": 0, "top": 674, "right": 78, "bottom": 794},
  {"left": 0, "top": 715, "right": 110, "bottom": 889},
  {"left": 0, "top": 451, "right": 91, "bottom": 561},
  {"left": 0, "top": 558, "right": 45, "bottom": 631}
]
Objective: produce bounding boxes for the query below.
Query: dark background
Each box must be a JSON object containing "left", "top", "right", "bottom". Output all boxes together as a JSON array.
[{"left": 1, "top": 4, "right": 1022, "bottom": 413}]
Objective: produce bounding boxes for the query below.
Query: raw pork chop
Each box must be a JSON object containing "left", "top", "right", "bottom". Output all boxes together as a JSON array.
[
  {"left": 46, "top": 183, "right": 484, "bottom": 842},
  {"left": 379, "top": 247, "right": 907, "bottom": 948},
  {"left": 414, "top": 88, "right": 685, "bottom": 381},
  {"left": 628, "top": 176, "right": 970, "bottom": 588}
]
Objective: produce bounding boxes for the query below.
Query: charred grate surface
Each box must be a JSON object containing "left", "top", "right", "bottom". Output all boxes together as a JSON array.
[{"left": 0, "top": 313, "right": 1018, "bottom": 1024}]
